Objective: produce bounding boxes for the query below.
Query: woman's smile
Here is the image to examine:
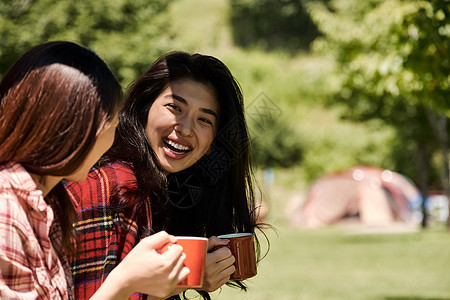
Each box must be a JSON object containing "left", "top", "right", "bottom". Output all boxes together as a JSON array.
[{"left": 163, "top": 138, "right": 192, "bottom": 157}]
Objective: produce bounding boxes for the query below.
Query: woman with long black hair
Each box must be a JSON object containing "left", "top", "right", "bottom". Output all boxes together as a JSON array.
[{"left": 66, "top": 51, "right": 266, "bottom": 300}]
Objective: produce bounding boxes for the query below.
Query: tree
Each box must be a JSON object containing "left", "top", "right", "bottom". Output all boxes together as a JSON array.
[
  {"left": 230, "top": 0, "right": 320, "bottom": 52},
  {"left": 0, "top": 0, "right": 173, "bottom": 87},
  {"left": 307, "top": 0, "right": 450, "bottom": 227},
  {"left": 249, "top": 113, "right": 304, "bottom": 169}
]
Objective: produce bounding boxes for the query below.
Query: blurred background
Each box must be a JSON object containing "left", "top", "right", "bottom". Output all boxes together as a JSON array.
[{"left": 1, "top": 0, "right": 449, "bottom": 299}]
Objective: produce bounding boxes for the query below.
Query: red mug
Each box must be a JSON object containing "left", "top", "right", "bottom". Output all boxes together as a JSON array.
[
  {"left": 162, "top": 236, "right": 208, "bottom": 288},
  {"left": 217, "top": 233, "right": 257, "bottom": 280}
]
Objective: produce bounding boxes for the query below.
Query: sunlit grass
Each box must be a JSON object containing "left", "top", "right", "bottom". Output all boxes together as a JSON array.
[{"left": 209, "top": 225, "right": 450, "bottom": 300}]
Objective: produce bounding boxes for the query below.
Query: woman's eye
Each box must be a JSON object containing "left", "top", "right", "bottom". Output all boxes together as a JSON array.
[
  {"left": 199, "top": 118, "right": 213, "bottom": 126},
  {"left": 166, "top": 104, "right": 181, "bottom": 112}
]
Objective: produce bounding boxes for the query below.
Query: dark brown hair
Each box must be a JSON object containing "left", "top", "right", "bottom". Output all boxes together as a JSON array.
[{"left": 0, "top": 41, "right": 122, "bottom": 252}]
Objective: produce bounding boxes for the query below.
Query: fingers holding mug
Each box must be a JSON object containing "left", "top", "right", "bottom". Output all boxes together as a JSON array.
[{"left": 202, "top": 246, "right": 236, "bottom": 292}]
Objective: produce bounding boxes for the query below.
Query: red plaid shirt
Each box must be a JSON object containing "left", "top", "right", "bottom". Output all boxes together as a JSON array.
[
  {"left": 0, "top": 163, "right": 72, "bottom": 299},
  {"left": 65, "top": 163, "right": 152, "bottom": 300}
]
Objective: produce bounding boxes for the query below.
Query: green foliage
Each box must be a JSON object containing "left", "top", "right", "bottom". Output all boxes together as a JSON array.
[
  {"left": 307, "top": 0, "right": 449, "bottom": 188},
  {"left": 229, "top": 0, "right": 320, "bottom": 52},
  {"left": 299, "top": 116, "right": 396, "bottom": 182},
  {"left": 220, "top": 47, "right": 395, "bottom": 176},
  {"left": 249, "top": 110, "right": 304, "bottom": 168},
  {"left": 0, "top": 0, "right": 173, "bottom": 87},
  {"left": 308, "top": 0, "right": 449, "bottom": 114},
  {"left": 166, "top": 0, "right": 233, "bottom": 52},
  {"left": 219, "top": 50, "right": 309, "bottom": 169}
]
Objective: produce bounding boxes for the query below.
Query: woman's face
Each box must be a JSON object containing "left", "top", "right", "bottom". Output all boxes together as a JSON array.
[
  {"left": 66, "top": 114, "right": 119, "bottom": 182},
  {"left": 145, "top": 79, "right": 219, "bottom": 174}
]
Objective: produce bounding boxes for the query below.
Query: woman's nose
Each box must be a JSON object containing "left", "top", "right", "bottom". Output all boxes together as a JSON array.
[{"left": 174, "top": 115, "right": 194, "bottom": 137}]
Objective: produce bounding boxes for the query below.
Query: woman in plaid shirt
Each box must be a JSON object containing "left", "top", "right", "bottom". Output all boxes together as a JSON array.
[
  {"left": 66, "top": 52, "right": 266, "bottom": 300},
  {"left": 0, "top": 42, "right": 189, "bottom": 300}
]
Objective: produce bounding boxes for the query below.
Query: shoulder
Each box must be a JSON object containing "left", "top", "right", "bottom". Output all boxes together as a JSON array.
[
  {"left": 99, "top": 162, "right": 137, "bottom": 182},
  {"left": 0, "top": 188, "right": 27, "bottom": 229},
  {"left": 0, "top": 163, "right": 36, "bottom": 191},
  {"left": 0, "top": 195, "right": 34, "bottom": 286},
  {"left": 65, "top": 162, "right": 137, "bottom": 208},
  {"left": 0, "top": 182, "right": 35, "bottom": 251},
  {"left": 0, "top": 163, "right": 40, "bottom": 229}
]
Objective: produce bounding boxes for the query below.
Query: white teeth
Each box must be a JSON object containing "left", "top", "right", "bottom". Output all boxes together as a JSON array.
[{"left": 166, "top": 139, "right": 191, "bottom": 151}]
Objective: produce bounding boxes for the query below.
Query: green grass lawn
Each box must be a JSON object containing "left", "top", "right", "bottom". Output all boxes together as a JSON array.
[
  {"left": 206, "top": 170, "right": 450, "bottom": 299},
  {"left": 207, "top": 225, "right": 450, "bottom": 300}
]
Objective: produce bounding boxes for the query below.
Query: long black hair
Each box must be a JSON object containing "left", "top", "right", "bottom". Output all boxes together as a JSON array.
[{"left": 102, "top": 51, "right": 264, "bottom": 299}]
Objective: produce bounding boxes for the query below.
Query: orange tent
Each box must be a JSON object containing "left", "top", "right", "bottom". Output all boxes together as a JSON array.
[{"left": 295, "top": 166, "right": 421, "bottom": 228}]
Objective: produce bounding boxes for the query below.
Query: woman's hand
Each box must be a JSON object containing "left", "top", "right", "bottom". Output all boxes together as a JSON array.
[
  {"left": 201, "top": 236, "right": 236, "bottom": 292},
  {"left": 92, "top": 231, "right": 190, "bottom": 299}
]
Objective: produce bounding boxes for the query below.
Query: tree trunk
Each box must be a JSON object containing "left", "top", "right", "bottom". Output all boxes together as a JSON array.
[
  {"left": 425, "top": 108, "right": 450, "bottom": 229},
  {"left": 415, "top": 142, "right": 429, "bottom": 228}
]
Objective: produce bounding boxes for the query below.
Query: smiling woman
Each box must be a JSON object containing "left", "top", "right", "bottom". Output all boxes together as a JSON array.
[
  {"left": 65, "top": 52, "right": 266, "bottom": 300},
  {"left": 146, "top": 79, "right": 218, "bottom": 174}
]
